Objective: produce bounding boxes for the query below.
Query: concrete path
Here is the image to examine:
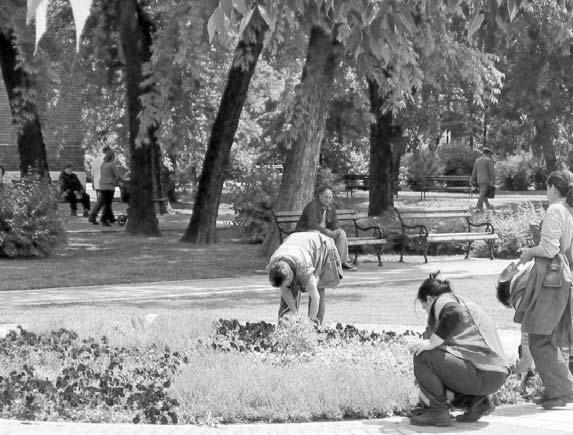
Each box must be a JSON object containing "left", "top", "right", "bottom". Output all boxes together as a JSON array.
[
  {"left": 0, "top": 256, "right": 512, "bottom": 307},
  {"left": 1, "top": 402, "right": 572, "bottom": 434}
]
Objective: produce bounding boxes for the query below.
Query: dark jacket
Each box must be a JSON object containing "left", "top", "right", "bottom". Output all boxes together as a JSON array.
[
  {"left": 59, "top": 171, "right": 84, "bottom": 193},
  {"left": 295, "top": 199, "right": 339, "bottom": 235}
]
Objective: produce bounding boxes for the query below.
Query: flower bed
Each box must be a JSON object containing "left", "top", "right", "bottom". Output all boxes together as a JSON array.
[{"left": 0, "top": 317, "right": 542, "bottom": 425}]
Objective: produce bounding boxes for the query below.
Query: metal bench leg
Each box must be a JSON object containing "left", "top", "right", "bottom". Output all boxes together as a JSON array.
[
  {"left": 375, "top": 247, "right": 383, "bottom": 267},
  {"left": 488, "top": 240, "right": 495, "bottom": 260},
  {"left": 423, "top": 240, "right": 428, "bottom": 263},
  {"left": 465, "top": 241, "right": 474, "bottom": 259},
  {"left": 353, "top": 250, "right": 359, "bottom": 265},
  {"left": 400, "top": 237, "right": 405, "bottom": 262}
]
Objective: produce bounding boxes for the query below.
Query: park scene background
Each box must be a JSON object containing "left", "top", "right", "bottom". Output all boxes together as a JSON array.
[{"left": 0, "top": 0, "right": 572, "bottom": 429}]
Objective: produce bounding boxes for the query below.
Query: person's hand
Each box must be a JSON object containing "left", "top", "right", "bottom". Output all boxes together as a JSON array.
[
  {"left": 413, "top": 340, "right": 436, "bottom": 356},
  {"left": 519, "top": 248, "right": 534, "bottom": 264}
]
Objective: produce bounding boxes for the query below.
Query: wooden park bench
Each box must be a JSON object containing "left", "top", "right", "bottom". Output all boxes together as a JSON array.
[
  {"left": 416, "top": 175, "right": 474, "bottom": 200},
  {"left": 395, "top": 207, "right": 498, "bottom": 263},
  {"left": 272, "top": 209, "right": 388, "bottom": 266},
  {"left": 343, "top": 174, "right": 369, "bottom": 197}
]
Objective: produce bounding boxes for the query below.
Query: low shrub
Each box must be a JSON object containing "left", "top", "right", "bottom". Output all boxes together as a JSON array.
[
  {"left": 227, "top": 167, "right": 281, "bottom": 243},
  {"left": 0, "top": 179, "right": 65, "bottom": 257},
  {"left": 402, "top": 148, "right": 444, "bottom": 190},
  {"left": 437, "top": 142, "right": 481, "bottom": 176},
  {"left": 496, "top": 153, "right": 530, "bottom": 191}
]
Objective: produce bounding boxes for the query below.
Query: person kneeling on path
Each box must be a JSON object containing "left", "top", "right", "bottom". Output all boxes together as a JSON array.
[
  {"left": 410, "top": 272, "right": 509, "bottom": 427},
  {"left": 268, "top": 231, "right": 343, "bottom": 325},
  {"left": 295, "top": 185, "right": 357, "bottom": 271}
]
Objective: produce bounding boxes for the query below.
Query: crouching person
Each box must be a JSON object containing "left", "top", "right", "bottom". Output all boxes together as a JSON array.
[
  {"left": 410, "top": 272, "right": 509, "bottom": 427},
  {"left": 268, "top": 231, "right": 343, "bottom": 325}
]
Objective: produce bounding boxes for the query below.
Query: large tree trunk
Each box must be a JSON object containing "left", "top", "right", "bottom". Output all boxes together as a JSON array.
[
  {"left": 533, "top": 117, "right": 557, "bottom": 174},
  {"left": 118, "top": 0, "right": 160, "bottom": 236},
  {"left": 0, "top": 29, "right": 49, "bottom": 179},
  {"left": 367, "top": 77, "right": 393, "bottom": 215},
  {"left": 181, "top": 9, "right": 268, "bottom": 244},
  {"left": 259, "top": 26, "right": 342, "bottom": 258}
]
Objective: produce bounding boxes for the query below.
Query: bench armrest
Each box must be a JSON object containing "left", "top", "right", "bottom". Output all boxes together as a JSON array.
[
  {"left": 354, "top": 222, "right": 383, "bottom": 238},
  {"left": 467, "top": 219, "right": 495, "bottom": 234}
]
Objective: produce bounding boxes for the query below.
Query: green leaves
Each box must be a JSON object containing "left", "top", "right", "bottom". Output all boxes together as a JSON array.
[{"left": 467, "top": 12, "right": 484, "bottom": 39}]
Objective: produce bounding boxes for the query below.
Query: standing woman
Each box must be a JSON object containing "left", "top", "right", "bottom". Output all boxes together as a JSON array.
[
  {"left": 518, "top": 170, "right": 573, "bottom": 409},
  {"left": 88, "top": 150, "right": 123, "bottom": 226},
  {"left": 410, "top": 272, "right": 508, "bottom": 427}
]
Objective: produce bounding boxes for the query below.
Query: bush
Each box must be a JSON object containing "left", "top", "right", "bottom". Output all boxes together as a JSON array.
[
  {"left": 437, "top": 142, "right": 481, "bottom": 176},
  {"left": 227, "top": 167, "right": 281, "bottom": 243},
  {"left": 472, "top": 202, "right": 545, "bottom": 258},
  {"left": 528, "top": 163, "right": 547, "bottom": 190},
  {"left": 0, "top": 179, "right": 65, "bottom": 257},
  {"left": 496, "top": 153, "right": 530, "bottom": 190},
  {"left": 402, "top": 148, "right": 443, "bottom": 190}
]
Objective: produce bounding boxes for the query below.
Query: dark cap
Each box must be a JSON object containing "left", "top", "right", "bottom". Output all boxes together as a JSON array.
[{"left": 482, "top": 147, "right": 492, "bottom": 154}]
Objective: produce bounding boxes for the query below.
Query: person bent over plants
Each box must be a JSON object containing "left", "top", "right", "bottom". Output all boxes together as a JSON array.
[
  {"left": 410, "top": 272, "right": 509, "bottom": 427},
  {"left": 268, "top": 231, "right": 343, "bottom": 324}
]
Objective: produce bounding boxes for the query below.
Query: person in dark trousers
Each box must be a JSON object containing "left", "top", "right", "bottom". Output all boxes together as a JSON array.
[
  {"left": 517, "top": 170, "right": 573, "bottom": 409},
  {"left": 268, "top": 231, "right": 343, "bottom": 325},
  {"left": 410, "top": 272, "right": 508, "bottom": 427},
  {"left": 58, "top": 164, "right": 91, "bottom": 217},
  {"left": 470, "top": 147, "right": 496, "bottom": 211},
  {"left": 88, "top": 150, "right": 123, "bottom": 226},
  {"left": 295, "top": 185, "right": 357, "bottom": 271}
]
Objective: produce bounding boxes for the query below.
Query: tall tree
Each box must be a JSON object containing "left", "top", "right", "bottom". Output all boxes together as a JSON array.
[
  {"left": 117, "top": 0, "right": 161, "bottom": 236},
  {"left": 0, "top": 4, "right": 50, "bottom": 178}
]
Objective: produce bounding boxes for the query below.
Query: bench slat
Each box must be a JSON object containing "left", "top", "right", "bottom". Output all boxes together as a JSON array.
[
  {"left": 427, "top": 234, "right": 498, "bottom": 242},
  {"left": 347, "top": 238, "right": 387, "bottom": 245},
  {"left": 400, "top": 213, "right": 470, "bottom": 219}
]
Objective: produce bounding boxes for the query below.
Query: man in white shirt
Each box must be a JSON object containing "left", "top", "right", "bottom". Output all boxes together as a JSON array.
[{"left": 91, "top": 145, "right": 111, "bottom": 200}]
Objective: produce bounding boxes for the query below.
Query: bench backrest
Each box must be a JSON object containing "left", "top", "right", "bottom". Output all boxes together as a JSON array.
[
  {"left": 396, "top": 208, "right": 471, "bottom": 219},
  {"left": 273, "top": 209, "right": 361, "bottom": 241}
]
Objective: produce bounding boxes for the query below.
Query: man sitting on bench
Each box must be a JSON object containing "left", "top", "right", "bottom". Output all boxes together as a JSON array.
[
  {"left": 295, "top": 185, "right": 357, "bottom": 271},
  {"left": 59, "top": 164, "right": 91, "bottom": 217}
]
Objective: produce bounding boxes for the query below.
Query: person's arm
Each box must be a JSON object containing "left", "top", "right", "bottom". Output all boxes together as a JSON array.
[
  {"left": 520, "top": 206, "right": 561, "bottom": 262},
  {"left": 299, "top": 202, "right": 334, "bottom": 237},
  {"left": 414, "top": 302, "right": 462, "bottom": 356},
  {"left": 303, "top": 274, "right": 320, "bottom": 320},
  {"left": 280, "top": 285, "right": 298, "bottom": 314},
  {"left": 328, "top": 206, "right": 340, "bottom": 231},
  {"left": 471, "top": 161, "right": 477, "bottom": 184}
]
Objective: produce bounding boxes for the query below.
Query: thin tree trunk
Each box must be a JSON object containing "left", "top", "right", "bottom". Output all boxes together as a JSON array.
[
  {"left": 181, "top": 9, "right": 268, "bottom": 244},
  {"left": 367, "top": 76, "right": 393, "bottom": 215},
  {"left": 534, "top": 118, "right": 557, "bottom": 174},
  {"left": 259, "top": 26, "right": 342, "bottom": 258},
  {"left": 0, "top": 29, "right": 50, "bottom": 179},
  {"left": 118, "top": 0, "right": 160, "bottom": 236}
]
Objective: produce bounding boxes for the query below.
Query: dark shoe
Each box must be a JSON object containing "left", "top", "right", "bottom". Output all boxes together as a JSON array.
[
  {"left": 407, "top": 405, "right": 429, "bottom": 418},
  {"left": 534, "top": 393, "right": 573, "bottom": 409},
  {"left": 88, "top": 217, "right": 100, "bottom": 225},
  {"left": 342, "top": 262, "right": 357, "bottom": 271},
  {"left": 83, "top": 210, "right": 90, "bottom": 217},
  {"left": 456, "top": 396, "right": 494, "bottom": 422},
  {"left": 70, "top": 210, "right": 78, "bottom": 217},
  {"left": 410, "top": 408, "right": 451, "bottom": 427},
  {"left": 101, "top": 220, "right": 112, "bottom": 227}
]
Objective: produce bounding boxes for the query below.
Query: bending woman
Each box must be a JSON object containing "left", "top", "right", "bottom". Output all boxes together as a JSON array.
[
  {"left": 518, "top": 170, "right": 573, "bottom": 409},
  {"left": 410, "top": 272, "right": 508, "bottom": 427}
]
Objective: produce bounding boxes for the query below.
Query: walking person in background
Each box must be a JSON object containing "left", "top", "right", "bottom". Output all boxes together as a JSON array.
[
  {"left": 410, "top": 272, "right": 508, "bottom": 427},
  {"left": 517, "top": 169, "right": 573, "bottom": 409},
  {"left": 295, "top": 185, "right": 357, "bottom": 271},
  {"left": 470, "top": 147, "right": 496, "bottom": 211},
  {"left": 88, "top": 150, "right": 123, "bottom": 226},
  {"left": 91, "top": 145, "right": 110, "bottom": 200},
  {"left": 58, "top": 164, "right": 91, "bottom": 217}
]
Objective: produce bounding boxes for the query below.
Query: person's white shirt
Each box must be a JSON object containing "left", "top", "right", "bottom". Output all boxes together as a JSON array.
[{"left": 92, "top": 154, "right": 105, "bottom": 190}]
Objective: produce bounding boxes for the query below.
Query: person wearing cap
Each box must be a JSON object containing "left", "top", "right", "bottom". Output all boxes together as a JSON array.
[
  {"left": 58, "top": 164, "right": 91, "bottom": 217},
  {"left": 470, "top": 147, "right": 496, "bottom": 211},
  {"left": 268, "top": 231, "right": 343, "bottom": 324}
]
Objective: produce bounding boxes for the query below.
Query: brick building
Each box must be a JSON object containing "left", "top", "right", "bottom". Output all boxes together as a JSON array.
[{"left": 0, "top": 76, "right": 86, "bottom": 184}]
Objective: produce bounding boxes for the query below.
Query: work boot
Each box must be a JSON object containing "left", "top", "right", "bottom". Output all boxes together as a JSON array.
[
  {"left": 456, "top": 396, "right": 494, "bottom": 422},
  {"left": 409, "top": 408, "right": 451, "bottom": 427}
]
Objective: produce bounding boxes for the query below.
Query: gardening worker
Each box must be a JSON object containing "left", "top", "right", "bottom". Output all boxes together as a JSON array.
[
  {"left": 295, "top": 184, "right": 357, "bottom": 271},
  {"left": 410, "top": 272, "right": 509, "bottom": 427},
  {"left": 470, "top": 147, "right": 495, "bottom": 211},
  {"left": 268, "top": 231, "right": 343, "bottom": 325},
  {"left": 517, "top": 169, "right": 573, "bottom": 409}
]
